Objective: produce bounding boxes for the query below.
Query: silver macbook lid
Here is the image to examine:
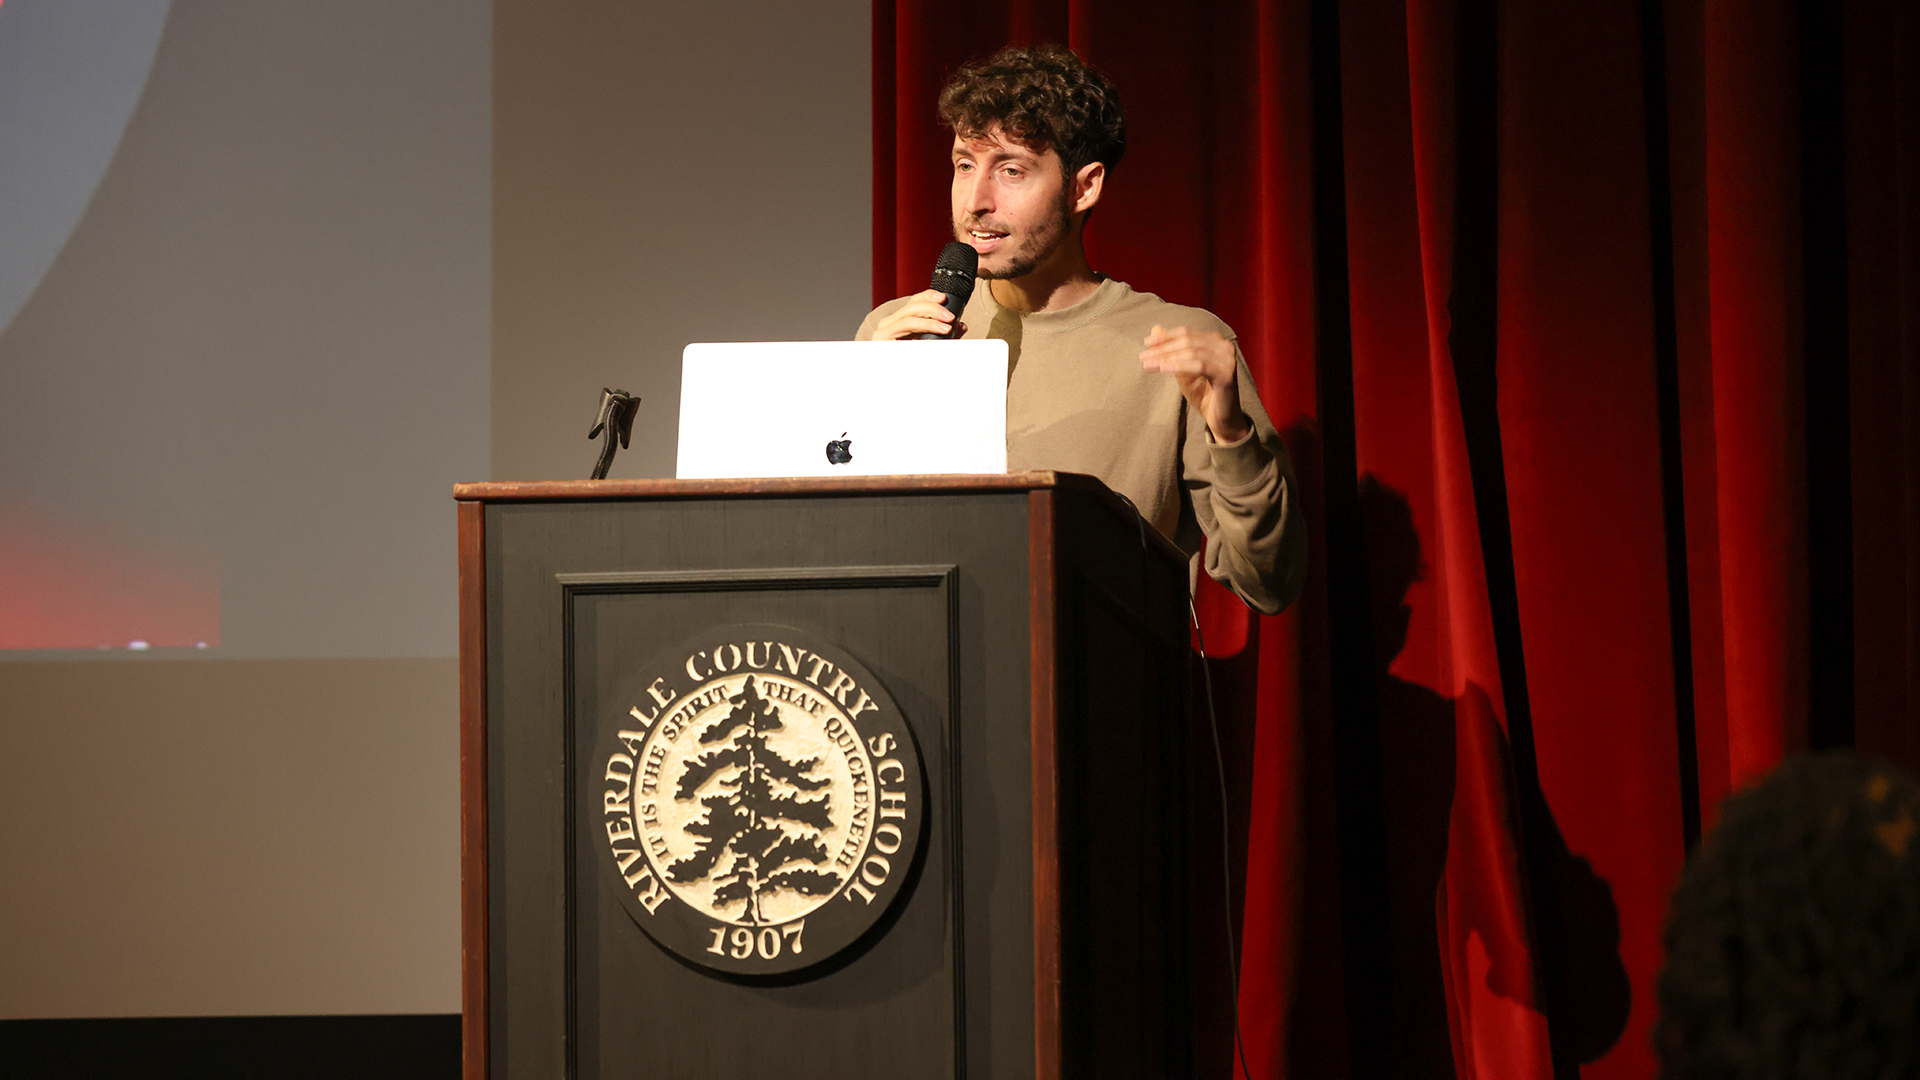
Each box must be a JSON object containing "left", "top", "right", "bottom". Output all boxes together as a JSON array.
[{"left": 675, "top": 339, "right": 1008, "bottom": 479}]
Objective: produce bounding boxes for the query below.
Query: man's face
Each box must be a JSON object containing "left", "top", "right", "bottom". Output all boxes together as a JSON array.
[{"left": 951, "top": 128, "right": 1075, "bottom": 280}]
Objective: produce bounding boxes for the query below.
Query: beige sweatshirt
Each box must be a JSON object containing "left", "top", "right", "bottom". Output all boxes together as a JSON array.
[{"left": 857, "top": 276, "right": 1306, "bottom": 615}]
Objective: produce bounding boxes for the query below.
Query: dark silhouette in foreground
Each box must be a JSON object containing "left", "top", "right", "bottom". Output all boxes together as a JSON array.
[{"left": 1658, "top": 752, "right": 1920, "bottom": 1080}]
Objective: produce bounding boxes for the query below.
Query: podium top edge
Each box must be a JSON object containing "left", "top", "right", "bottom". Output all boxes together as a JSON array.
[{"left": 452, "top": 472, "right": 1115, "bottom": 502}]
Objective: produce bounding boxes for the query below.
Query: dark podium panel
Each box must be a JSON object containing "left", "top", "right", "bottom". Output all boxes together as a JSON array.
[{"left": 456, "top": 474, "right": 1209, "bottom": 1080}]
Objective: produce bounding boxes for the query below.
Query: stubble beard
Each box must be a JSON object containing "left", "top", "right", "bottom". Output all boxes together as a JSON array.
[{"left": 958, "top": 195, "right": 1075, "bottom": 281}]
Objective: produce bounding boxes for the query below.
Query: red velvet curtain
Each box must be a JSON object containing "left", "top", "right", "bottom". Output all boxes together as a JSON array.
[{"left": 873, "top": 0, "right": 1920, "bottom": 1077}]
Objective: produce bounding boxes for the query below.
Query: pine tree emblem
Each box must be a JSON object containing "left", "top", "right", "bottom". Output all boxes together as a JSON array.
[
  {"left": 666, "top": 675, "right": 843, "bottom": 924},
  {"left": 598, "top": 627, "right": 924, "bottom": 975}
]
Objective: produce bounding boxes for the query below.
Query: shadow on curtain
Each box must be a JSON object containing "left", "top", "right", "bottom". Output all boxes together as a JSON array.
[{"left": 872, "top": 0, "right": 1920, "bottom": 1076}]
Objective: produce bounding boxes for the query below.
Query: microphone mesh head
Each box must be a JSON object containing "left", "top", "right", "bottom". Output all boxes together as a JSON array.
[
  {"left": 934, "top": 241, "right": 979, "bottom": 276},
  {"left": 930, "top": 241, "right": 979, "bottom": 309}
]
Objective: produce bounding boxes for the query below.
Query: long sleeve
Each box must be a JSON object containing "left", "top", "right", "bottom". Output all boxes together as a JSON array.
[{"left": 1183, "top": 350, "right": 1308, "bottom": 615}]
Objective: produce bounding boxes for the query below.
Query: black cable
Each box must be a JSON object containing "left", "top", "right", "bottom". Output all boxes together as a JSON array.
[{"left": 1191, "top": 597, "right": 1255, "bottom": 1080}]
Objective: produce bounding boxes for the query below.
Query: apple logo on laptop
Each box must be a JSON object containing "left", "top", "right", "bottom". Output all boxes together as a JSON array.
[{"left": 825, "top": 433, "right": 853, "bottom": 465}]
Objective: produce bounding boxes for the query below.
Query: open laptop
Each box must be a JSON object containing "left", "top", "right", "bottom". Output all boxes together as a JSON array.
[{"left": 675, "top": 339, "right": 1009, "bottom": 479}]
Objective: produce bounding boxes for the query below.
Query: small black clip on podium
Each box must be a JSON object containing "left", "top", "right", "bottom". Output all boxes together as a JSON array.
[{"left": 587, "top": 388, "right": 640, "bottom": 479}]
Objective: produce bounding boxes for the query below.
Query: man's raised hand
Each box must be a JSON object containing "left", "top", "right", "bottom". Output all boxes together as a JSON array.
[
  {"left": 872, "top": 289, "right": 967, "bottom": 341},
  {"left": 1139, "top": 324, "right": 1252, "bottom": 443}
]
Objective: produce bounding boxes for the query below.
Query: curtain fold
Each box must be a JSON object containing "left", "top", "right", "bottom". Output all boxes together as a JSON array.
[
  {"left": 872, "top": 0, "right": 1920, "bottom": 1075},
  {"left": 1701, "top": 0, "right": 1810, "bottom": 797},
  {"left": 1844, "top": 0, "right": 1920, "bottom": 773}
]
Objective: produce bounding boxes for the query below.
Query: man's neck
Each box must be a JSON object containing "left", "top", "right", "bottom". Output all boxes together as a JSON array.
[{"left": 987, "top": 240, "right": 1101, "bottom": 314}]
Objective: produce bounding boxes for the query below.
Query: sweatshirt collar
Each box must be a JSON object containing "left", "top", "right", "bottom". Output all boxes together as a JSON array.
[{"left": 979, "top": 275, "right": 1126, "bottom": 333}]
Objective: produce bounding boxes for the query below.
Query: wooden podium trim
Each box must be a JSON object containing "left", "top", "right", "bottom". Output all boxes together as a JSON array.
[
  {"left": 453, "top": 472, "right": 1187, "bottom": 573},
  {"left": 452, "top": 471, "right": 1107, "bottom": 502},
  {"left": 1028, "top": 489, "right": 1062, "bottom": 1080},
  {"left": 457, "top": 501, "right": 489, "bottom": 1080},
  {"left": 453, "top": 473, "right": 1056, "bottom": 501},
  {"left": 553, "top": 563, "right": 969, "bottom": 1073}
]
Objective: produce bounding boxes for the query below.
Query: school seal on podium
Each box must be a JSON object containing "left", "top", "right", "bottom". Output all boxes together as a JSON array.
[{"left": 592, "top": 624, "right": 924, "bottom": 977}]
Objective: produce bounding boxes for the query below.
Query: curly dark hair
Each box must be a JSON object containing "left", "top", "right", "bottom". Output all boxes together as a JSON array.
[
  {"left": 937, "top": 45, "right": 1127, "bottom": 181},
  {"left": 1656, "top": 750, "right": 1920, "bottom": 1079}
]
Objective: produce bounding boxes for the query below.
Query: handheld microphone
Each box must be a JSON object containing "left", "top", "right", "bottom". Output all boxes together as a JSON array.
[{"left": 911, "top": 241, "right": 979, "bottom": 340}]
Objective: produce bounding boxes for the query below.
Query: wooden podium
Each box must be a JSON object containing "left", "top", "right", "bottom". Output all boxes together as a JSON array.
[{"left": 456, "top": 473, "right": 1216, "bottom": 1079}]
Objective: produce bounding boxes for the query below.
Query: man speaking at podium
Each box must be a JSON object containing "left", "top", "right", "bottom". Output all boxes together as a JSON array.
[{"left": 857, "top": 46, "right": 1306, "bottom": 615}]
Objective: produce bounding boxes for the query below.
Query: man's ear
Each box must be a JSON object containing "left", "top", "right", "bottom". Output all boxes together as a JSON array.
[{"left": 1072, "top": 161, "right": 1106, "bottom": 215}]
